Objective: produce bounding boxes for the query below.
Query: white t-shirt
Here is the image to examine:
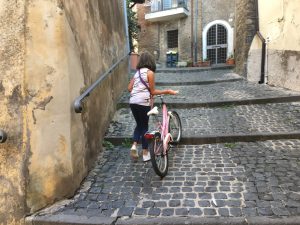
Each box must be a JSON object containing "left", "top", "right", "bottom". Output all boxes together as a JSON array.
[{"left": 129, "top": 68, "right": 151, "bottom": 106}]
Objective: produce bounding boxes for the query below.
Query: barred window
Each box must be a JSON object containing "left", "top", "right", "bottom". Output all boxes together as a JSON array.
[{"left": 167, "top": 30, "right": 178, "bottom": 48}]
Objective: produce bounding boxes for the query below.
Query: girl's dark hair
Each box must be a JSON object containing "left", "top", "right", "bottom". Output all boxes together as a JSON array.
[{"left": 136, "top": 51, "right": 156, "bottom": 72}]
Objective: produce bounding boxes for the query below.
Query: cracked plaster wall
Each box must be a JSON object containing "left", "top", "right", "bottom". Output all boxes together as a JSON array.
[
  {"left": 247, "top": 0, "right": 300, "bottom": 91},
  {"left": 0, "top": 0, "right": 128, "bottom": 223}
]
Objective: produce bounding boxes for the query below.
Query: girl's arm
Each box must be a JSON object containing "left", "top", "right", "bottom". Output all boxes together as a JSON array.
[
  {"left": 128, "top": 78, "right": 134, "bottom": 92},
  {"left": 147, "top": 70, "right": 178, "bottom": 95}
]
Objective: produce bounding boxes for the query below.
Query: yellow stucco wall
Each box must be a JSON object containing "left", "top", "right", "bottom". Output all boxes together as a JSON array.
[
  {"left": 0, "top": 0, "right": 26, "bottom": 224},
  {"left": 259, "top": 0, "right": 300, "bottom": 51},
  {"left": 247, "top": 0, "right": 300, "bottom": 90},
  {"left": 0, "top": 0, "right": 128, "bottom": 224}
]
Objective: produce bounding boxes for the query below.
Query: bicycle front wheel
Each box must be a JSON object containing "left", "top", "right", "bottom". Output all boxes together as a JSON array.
[
  {"left": 169, "top": 111, "right": 182, "bottom": 144},
  {"left": 149, "top": 138, "right": 168, "bottom": 178}
]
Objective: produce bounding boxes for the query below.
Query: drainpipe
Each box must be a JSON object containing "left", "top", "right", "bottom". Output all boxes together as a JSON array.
[
  {"left": 255, "top": 0, "right": 266, "bottom": 84},
  {"left": 123, "top": 0, "right": 130, "bottom": 54},
  {"left": 123, "top": 0, "right": 131, "bottom": 74},
  {"left": 191, "top": 0, "right": 194, "bottom": 63},
  {"left": 194, "top": 0, "right": 198, "bottom": 64}
]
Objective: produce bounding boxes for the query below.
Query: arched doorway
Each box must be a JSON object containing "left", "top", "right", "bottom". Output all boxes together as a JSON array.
[{"left": 202, "top": 20, "right": 234, "bottom": 65}]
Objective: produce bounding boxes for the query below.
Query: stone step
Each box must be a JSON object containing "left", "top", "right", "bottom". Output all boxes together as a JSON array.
[
  {"left": 154, "top": 70, "right": 242, "bottom": 85},
  {"left": 118, "top": 95, "right": 300, "bottom": 109},
  {"left": 105, "top": 132, "right": 300, "bottom": 146},
  {"left": 26, "top": 214, "right": 300, "bottom": 225},
  {"left": 156, "top": 64, "right": 234, "bottom": 73},
  {"left": 118, "top": 80, "right": 300, "bottom": 107},
  {"left": 156, "top": 78, "right": 243, "bottom": 86},
  {"left": 106, "top": 102, "right": 300, "bottom": 143}
]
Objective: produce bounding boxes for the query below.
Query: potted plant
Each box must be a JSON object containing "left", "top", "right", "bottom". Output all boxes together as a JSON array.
[
  {"left": 226, "top": 53, "right": 235, "bottom": 65},
  {"left": 198, "top": 58, "right": 211, "bottom": 67},
  {"left": 187, "top": 60, "right": 193, "bottom": 67}
]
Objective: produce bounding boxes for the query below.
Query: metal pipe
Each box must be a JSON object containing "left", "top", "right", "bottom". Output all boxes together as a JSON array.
[
  {"left": 123, "top": 0, "right": 130, "bottom": 53},
  {"left": 190, "top": 0, "right": 194, "bottom": 63},
  {"left": 257, "top": 32, "right": 266, "bottom": 84},
  {"left": 255, "top": 0, "right": 266, "bottom": 84},
  {"left": 74, "top": 0, "right": 131, "bottom": 113},
  {"left": 194, "top": 0, "right": 198, "bottom": 64},
  {"left": 0, "top": 130, "right": 7, "bottom": 143},
  {"left": 73, "top": 53, "right": 129, "bottom": 113}
]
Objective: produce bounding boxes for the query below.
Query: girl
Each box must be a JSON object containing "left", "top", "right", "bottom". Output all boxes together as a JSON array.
[{"left": 128, "top": 51, "right": 178, "bottom": 162}]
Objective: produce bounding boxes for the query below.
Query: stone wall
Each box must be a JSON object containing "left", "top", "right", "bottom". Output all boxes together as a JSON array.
[
  {"left": 234, "top": 0, "right": 257, "bottom": 77},
  {"left": 0, "top": 1, "right": 26, "bottom": 224},
  {"left": 247, "top": 0, "right": 300, "bottom": 91},
  {"left": 137, "top": 4, "right": 160, "bottom": 60},
  {"left": 0, "top": 0, "right": 128, "bottom": 224}
]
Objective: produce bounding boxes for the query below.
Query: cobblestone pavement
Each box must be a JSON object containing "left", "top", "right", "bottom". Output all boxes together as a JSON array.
[
  {"left": 106, "top": 102, "right": 300, "bottom": 137},
  {"left": 35, "top": 140, "right": 300, "bottom": 219},
  {"left": 154, "top": 70, "right": 240, "bottom": 83},
  {"left": 29, "top": 69, "right": 300, "bottom": 224},
  {"left": 119, "top": 81, "right": 300, "bottom": 104}
]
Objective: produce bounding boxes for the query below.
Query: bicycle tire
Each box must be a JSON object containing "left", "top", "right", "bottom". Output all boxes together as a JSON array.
[
  {"left": 149, "top": 138, "right": 168, "bottom": 178},
  {"left": 168, "top": 111, "right": 182, "bottom": 144}
]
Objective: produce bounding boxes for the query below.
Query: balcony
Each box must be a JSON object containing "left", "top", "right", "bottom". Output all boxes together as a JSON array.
[{"left": 145, "top": 0, "right": 189, "bottom": 22}]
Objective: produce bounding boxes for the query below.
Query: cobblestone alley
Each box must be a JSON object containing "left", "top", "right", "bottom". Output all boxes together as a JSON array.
[{"left": 27, "top": 68, "right": 300, "bottom": 225}]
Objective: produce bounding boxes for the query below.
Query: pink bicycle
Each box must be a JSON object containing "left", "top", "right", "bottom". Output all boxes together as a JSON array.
[{"left": 144, "top": 95, "right": 182, "bottom": 178}]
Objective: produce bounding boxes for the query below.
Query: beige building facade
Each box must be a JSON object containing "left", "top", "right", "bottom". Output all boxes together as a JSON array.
[
  {"left": 247, "top": 0, "right": 300, "bottom": 91},
  {"left": 137, "top": 0, "right": 235, "bottom": 67},
  {"left": 0, "top": 0, "right": 128, "bottom": 224}
]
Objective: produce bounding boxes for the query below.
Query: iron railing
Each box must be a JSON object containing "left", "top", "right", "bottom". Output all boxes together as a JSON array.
[
  {"left": 150, "top": 0, "right": 188, "bottom": 12},
  {"left": 74, "top": 53, "right": 130, "bottom": 113},
  {"left": 0, "top": 129, "right": 7, "bottom": 143}
]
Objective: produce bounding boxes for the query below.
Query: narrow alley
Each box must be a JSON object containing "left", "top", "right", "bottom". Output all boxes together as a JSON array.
[{"left": 27, "top": 68, "right": 300, "bottom": 225}]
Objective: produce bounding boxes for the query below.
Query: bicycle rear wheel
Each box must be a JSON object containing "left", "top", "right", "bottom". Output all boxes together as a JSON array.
[
  {"left": 169, "top": 111, "right": 182, "bottom": 144},
  {"left": 149, "top": 138, "right": 168, "bottom": 178}
]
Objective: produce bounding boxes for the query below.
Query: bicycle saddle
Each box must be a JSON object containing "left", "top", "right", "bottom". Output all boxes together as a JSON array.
[{"left": 147, "top": 106, "right": 159, "bottom": 116}]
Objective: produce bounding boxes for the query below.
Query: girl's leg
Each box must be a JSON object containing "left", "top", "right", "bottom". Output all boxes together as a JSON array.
[
  {"left": 130, "top": 104, "right": 151, "bottom": 161},
  {"left": 130, "top": 104, "right": 141, "bottom": 160},
  {"left": 139, "top": 106, "right": 151, "bottom": 161}
]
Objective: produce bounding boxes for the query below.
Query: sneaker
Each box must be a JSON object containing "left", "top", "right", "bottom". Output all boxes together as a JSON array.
[
  {"left": 130, "top": 145, "right": 139, "bottom": 161},
  {"left": 143, "top": 151, "right": 151, "bottom": 162}
]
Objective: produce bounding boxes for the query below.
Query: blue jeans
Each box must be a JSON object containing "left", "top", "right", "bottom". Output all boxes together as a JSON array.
[{"left": 130, "top": 104, "right": 150, "bottom": 149}]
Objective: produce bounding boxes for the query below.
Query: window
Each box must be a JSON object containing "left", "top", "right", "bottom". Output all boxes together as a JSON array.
[{"left": 167, "top": 30, "right": 178, "bottom": 48}]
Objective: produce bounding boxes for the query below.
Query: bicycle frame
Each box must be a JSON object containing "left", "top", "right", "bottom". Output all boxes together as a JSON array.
[{"left": 145, "top": 96, "right": 173, "bottom": 154}]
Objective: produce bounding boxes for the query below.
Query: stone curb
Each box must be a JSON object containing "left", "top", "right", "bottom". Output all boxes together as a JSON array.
[
  {"left": 156, "top": 78, "right": 243, "bottom": 86},
  {"left": 26, "top": 215, "right": 300, "bottom": 225},
  {"left": 157, "top": 65, "right": 234, "bottom": 73},
  {"left": 105, "top": 131, "right": 300, "bottom": 145},
  {"left": 25, "top": 215, "right": 117, "bottom": 225},
  {"left": 117, "top": 95, "right": 300, "bottom": 109},
  {"left": 116, "top": 216, "right": 300, "bottom": 225}
]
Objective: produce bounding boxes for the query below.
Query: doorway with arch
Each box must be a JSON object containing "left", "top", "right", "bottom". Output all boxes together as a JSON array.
[{"left": 202, "top": 20, "right": 234, "bottom": 65}]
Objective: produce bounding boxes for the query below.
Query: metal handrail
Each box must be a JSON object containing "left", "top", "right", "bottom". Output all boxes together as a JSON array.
[
  {"left": 0, "top": 129, "right": 7, "bottom": 143},
  {"left": 74, "top": 52, "right": 130, "bottom": 113}
]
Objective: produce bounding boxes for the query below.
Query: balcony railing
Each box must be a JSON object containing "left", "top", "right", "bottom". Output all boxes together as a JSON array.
[
  {"left": 146, "top": 0, "right": 188, "bottom": 22},
  {"left": 150, "top": 0, "right": 188, "bottom": 12}
]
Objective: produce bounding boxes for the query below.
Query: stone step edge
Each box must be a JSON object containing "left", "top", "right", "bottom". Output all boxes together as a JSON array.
[
  {"left": 117, "top": 95, "right": 300, "bottom": 109},
  {"left": 156, "top": 64, "right": 234, "bottom": 73},
  {"left": 105, "top": 131, "right": 300, "bottom": 145},
  {"left": 25, "top": 214, "right": 300, "bottom": 225},
  {"left": 156, "top": 78, "right": 243, "bottom": 86}
]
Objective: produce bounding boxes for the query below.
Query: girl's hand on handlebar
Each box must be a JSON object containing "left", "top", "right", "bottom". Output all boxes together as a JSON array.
[{"left": 168, "top": 90, "right": 179, "bottom": 95}]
